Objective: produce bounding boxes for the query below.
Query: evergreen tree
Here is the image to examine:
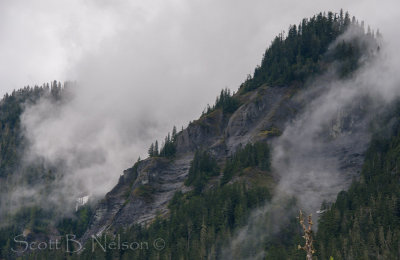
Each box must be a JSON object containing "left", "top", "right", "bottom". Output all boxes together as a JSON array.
[
  {"left": 154, "top": 140, "right": 159, "bottom": 156},
  {"left": 185, "top": 150, "right": 219, "bottom": 193},
  {"left": 172, "top": 126, "right": 177, "bottom": 141},
  {"left": 148, "top": 143, "right": 154, "bottom": 157},
  {"left": 240, "top": 11, "right": 376, "bottom": 91}
]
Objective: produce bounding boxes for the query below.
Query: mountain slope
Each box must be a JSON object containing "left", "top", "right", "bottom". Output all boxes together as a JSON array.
[
  {"left": 76, "top": 11, "right": 380, "bottom": 259},
  {"left": 0, "top": 10, "right": 385, "bottom": 260},
  {"left": 81, "top": 83, "right": 298, "bottom": 241},
  {"left": 317, "top": 103, "right": 400, "bottom": 259}
]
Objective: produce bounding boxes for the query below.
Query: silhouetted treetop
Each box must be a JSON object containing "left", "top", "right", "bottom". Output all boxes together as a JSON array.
[{"left": 240, "top": 10, "right": 379, "bottom": 91}]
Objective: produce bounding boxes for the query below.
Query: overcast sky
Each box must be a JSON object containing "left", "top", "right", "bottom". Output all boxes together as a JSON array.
[
  {"left": 1, "top": 0, "right": 399, "bottom": 212},
  {"left": 0, "top": 0, "right": 399, "bottom": 160},
  {"left": 1, "top": 0, "right": 398, "bottom": 95}
]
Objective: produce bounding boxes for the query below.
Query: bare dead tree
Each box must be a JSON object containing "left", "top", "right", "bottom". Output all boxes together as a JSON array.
[{"left": 298, "top": 210, "right": 315, "bottom": 260}]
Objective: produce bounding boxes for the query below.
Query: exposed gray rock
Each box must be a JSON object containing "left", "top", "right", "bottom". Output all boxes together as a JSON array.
[
  {"left": 82, "top": 85, "right": 305, "bottom": 241},
  {"left": 225, "top": 85, "right": 299, "bottom": 153},
  {"left": 82, "top": 154, "right": 193, "bottom": 241},
  {"left": 82, "top": 83, "right": 373, "bottom": 242}
]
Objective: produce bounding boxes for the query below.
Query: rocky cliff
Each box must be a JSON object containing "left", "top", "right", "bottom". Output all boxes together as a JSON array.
[
  {"left": 82, "top": 79, "right": 371, "bottom": 242},
  {"left": 81, "top": 84, "right": 298, "bottom": 240}
]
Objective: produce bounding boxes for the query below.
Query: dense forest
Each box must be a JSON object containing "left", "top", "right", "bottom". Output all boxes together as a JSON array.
[
  {"left": 0, "top": 10, "right": 391, "bottom": 260},
  {"left": 0, "top": 82, "right": 94, "bottom": 260},
  {"left": 22, "top": 142, "right": 273, "bottom": 260},
  {"left": 316, "top": 102, "right": 400, "bottom": 259},
  {"left": 240, "top": 10, "right": 379, "bottom": 91}
]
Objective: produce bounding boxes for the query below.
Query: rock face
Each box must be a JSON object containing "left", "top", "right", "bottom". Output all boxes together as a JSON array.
[
  {"left": 82, "top": 85, "right": 299, "bottom": 241},
  {"left": 82, "top": 83, "right": 373, "bottom": 241},
  {"left": 225, "top": 86, "right": 298, "bottom": 152},
  {"left": 81, "top": 155, "right": 192, "bottom": 241}
]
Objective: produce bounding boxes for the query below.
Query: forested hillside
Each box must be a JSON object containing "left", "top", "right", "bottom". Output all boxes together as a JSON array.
[
  {"left": 0, "top": 83, "right": 94, "bottom": 259},
  {"left": 0, "top": 10, "right": 390, "bottom": 260},
  {"left": 317, "top": 102, "right": 400, "bottom": 259},
  {"left": 240, "top": 9, "right": 378, "bottom": 91}
]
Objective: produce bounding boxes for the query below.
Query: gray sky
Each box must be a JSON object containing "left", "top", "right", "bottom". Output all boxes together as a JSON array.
[
  {"left": 1, "top": 0, "right": 398, "bottom": 140},
  {"left": 1, "top": 0, "right": 398, "bottom": 99},
  {"left": 1, "top": 0, "right": 400, "bottom": 206}
]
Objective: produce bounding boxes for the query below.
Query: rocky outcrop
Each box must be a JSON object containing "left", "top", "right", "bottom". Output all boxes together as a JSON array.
[
  {"left": 82, "top": 155, "right": 192, "bottom": 241},
  {"left": 176, "top": 109, "right": 226, "bottom": 154},
  {"left": 82, "top": 82, "right": 373, "bottom": 241},
  {"left": 82, "top": 84, "right": 307, "bottom": 240},
  {"left": 82, "top": 85, "right": 300, "bottom": 241},
  {"left": 224, "top": 85, "right": 298, "bottom": 152}
]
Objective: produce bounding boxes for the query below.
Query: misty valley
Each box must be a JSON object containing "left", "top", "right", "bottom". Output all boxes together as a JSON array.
[{"left": 1, "top": 8, "right": 400, "bottom": 260}]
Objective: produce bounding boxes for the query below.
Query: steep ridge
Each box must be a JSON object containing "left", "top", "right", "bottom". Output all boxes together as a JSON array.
[
  {"left": 316, "top": 102, "right": 400, "bottom": 259},
  {"left": 82, "top": 85, "right": 373, "bottom": 242},
  {"left": 225, "top": 85, "right": 297, "bottom": 152},
  {"left": 0, "top": 11, "right": 384, "bottom": 260},
  {"left": 81, "top": 154, "right": 192, "bottom": 241},
  {"left": 82, "top": 84, "right": 299, "bottom": 240},
  {"left": 83, "top": 11, "right": 381, "bottom": 240}
]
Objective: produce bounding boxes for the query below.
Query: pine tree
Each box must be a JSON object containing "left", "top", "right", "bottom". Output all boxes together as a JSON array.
[
  {"left": 172, "top": 126, "right": 177, "bottom": 142},
  {"left": 154, "top": 140, "right": 159, "bottom": 156},
  {"left": 148, "top": 143, "right": 154, "bottom": 157},
  {"left": 200, "top": 217, "right": 207, "bottom": 258}
]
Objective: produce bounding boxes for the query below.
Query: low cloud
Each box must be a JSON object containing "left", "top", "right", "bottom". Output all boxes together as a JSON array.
[
  {"left": 222, "top": 23, "right": 400, "bottom": 258},
  {"left": 0, "top": 0, "right": 399, "bottom": 238}
]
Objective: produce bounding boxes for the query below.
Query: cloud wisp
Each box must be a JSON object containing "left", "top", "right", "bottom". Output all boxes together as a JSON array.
[{"left": 222, "top": 23, "right": 400, "bottom": 259}]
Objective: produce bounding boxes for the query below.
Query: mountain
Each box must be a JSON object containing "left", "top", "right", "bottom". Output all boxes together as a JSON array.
[
  {"left": 316, "top": 104, "right": 400, "bottom": 259},
  {"left": 0, "top": 10, "right": 394, "bottom": 260}
]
